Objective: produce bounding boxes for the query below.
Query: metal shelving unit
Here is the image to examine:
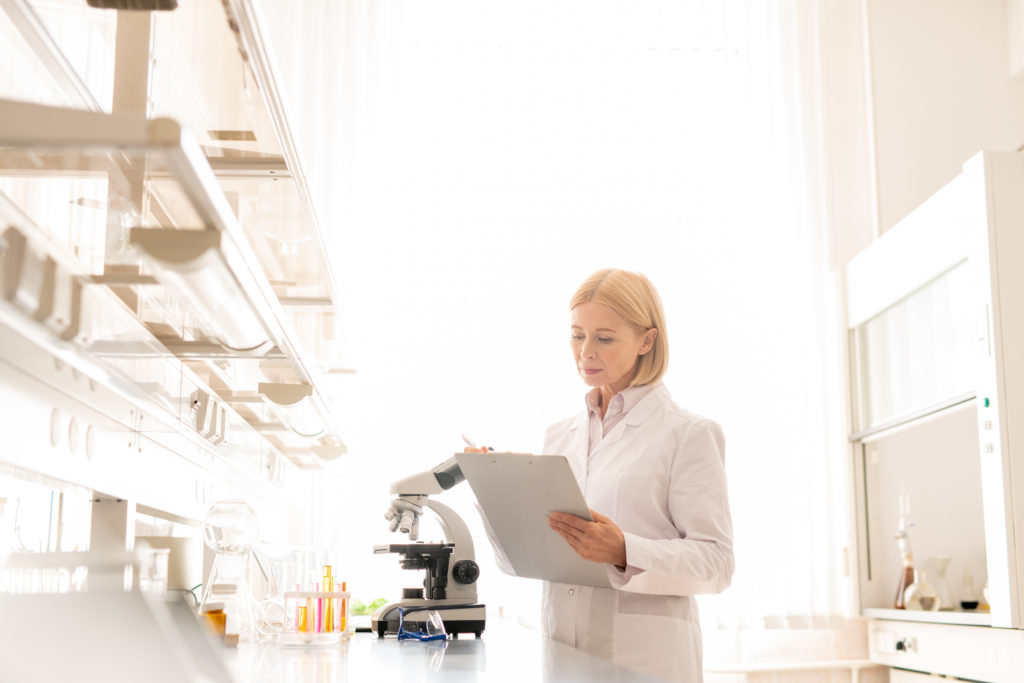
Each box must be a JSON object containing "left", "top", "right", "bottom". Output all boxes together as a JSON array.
[{"left": 0, "top": 0, "right": 348, "bottom": 545}]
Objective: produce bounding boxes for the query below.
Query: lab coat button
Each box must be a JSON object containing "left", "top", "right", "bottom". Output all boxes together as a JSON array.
[{"left": 568, "top": 588, "right": 575, "bottom": 596}]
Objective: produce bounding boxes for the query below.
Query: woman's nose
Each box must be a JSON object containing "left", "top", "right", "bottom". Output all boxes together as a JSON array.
[{"left": 580, "top": 339, "right": 597, "bottom": 358}]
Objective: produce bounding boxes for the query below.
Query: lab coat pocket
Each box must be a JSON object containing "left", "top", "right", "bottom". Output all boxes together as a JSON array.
[{"left": 612, "top": 612, "right": 702, "bottom": 682}]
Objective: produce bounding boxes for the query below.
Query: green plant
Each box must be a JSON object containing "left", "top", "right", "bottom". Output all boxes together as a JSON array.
[{"left": 350, "top": 597, "right": 388, "bottom": 616}]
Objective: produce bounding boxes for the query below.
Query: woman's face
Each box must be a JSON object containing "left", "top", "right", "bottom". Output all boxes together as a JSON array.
[{"left": 570, "top": 301, "right": 655, "bottom": 394}]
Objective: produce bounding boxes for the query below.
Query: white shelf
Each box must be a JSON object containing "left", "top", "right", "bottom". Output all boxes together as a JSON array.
[{"left": 863, "top": 608, "right": 991, "bottom": 627}]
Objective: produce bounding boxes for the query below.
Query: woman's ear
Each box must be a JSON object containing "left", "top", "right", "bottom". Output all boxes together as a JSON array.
[{"left": 640, "top": 328, "right": 658, "bottom": 355}]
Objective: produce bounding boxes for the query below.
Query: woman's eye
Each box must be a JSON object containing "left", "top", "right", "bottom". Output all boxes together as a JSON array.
[
  {"left": 598, "top": 337, "right": 612, "bottom": 343},
  {"left": 571, "top": 335, "right": 584, "bottom": 341}
]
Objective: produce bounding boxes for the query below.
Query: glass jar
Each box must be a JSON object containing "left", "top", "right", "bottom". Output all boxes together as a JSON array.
[{"left": 904, "top": 569, "right": 940, "bottom": 611}]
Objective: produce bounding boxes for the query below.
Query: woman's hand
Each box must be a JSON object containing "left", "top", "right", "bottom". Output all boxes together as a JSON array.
[{"left": 548, "top": 509, "right": 627, "bottom": 568}]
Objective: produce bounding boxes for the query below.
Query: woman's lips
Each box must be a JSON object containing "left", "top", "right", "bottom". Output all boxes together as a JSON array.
[{"left": 582, "top": 368, "right": 602, "bottom": 376}]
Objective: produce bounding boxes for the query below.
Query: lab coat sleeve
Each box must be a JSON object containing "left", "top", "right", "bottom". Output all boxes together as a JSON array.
[{"left": 606, "top": 419, "right": 734, "bottom": 596}]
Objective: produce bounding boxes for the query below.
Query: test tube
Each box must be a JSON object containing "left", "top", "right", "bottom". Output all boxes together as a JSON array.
[
  {"left": 323, "top": 566, "right": 334, "bottom": 632},
  {"left": 315, "top": 582, "right": 321, "bottom": 633},
  {"left": 298, "top": 604, "right": 307, "bottom": 633},
  {"left": 340, "top": 581, "right": 347, "bottom": 634}
]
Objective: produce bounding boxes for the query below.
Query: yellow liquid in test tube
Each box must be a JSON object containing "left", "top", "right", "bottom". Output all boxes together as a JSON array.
[
  {"left": 297, "top": 605, "right": 307, "bottom": 633},
  {"left": 323, "top": 566, "right": 334, "bottom": 632}
]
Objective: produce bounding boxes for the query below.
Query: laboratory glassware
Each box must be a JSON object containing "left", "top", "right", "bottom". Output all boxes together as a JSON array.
[
  {"left": 136, "top": 544, "right": 169, "bottom": 596},
  {"left": 960, "top": 567, "right": 980, "bottom": 610},
  {"left": 254, "top": 552, "right": 299, "bottom": 641},
  {"left": 893, "top": 489, "right": 916, "bottom": 609},
  {"left": 197, "top": 500, "right": 260, "bottom": 644},
  {"left": 904, "top": 570, "right": 940, "bottom": 611},
  {"left": 930, "top": 555, "right": 953, "bottom": 611}
]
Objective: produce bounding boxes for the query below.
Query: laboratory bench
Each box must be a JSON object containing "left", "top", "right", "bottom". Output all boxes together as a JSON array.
[{"left": 225, "top": 618, "right": 663, "bottom": 683}]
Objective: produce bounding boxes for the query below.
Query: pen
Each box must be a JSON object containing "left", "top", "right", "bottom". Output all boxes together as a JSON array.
[{"left": 462, "top": 435, "right": 494, "bottom": 451}]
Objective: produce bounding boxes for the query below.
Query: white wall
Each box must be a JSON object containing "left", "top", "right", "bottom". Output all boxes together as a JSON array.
[
  {"left": 869, "top": 0, "right": 1024, "bottom": 233},
  {"left": 821, "top": 0, "right": 1024, "bottom": 269},
  {"left": 816, "top": 0, "right": 876, "bottom": 271}
]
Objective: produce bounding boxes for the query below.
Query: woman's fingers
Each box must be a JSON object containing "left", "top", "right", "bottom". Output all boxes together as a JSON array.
[{"left": 548, "top": 511, "right": 625, "bottom": 565}]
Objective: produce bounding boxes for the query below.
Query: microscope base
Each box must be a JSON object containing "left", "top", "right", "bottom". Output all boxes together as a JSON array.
[{"left": 372, "top": 600, "right": 486, "bottom": 638}]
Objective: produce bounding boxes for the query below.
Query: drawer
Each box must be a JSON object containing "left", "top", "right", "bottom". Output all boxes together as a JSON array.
[{"left": 870, "top": 619, "right": 1024, "bottom": 682}]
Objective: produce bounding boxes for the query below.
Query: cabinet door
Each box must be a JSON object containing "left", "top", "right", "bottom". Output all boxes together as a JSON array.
[{"left": 850, "top": 261, "right": 976, "bottom": 434}]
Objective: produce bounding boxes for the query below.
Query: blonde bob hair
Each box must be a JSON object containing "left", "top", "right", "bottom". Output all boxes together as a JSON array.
[{"left": 569, "top": 269, "right": 668, "bottom": 387}]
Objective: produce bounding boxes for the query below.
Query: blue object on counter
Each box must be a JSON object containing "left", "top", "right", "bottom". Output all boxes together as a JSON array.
[{"left": 397, "top": 607, "right": 448, "bottom": 642}]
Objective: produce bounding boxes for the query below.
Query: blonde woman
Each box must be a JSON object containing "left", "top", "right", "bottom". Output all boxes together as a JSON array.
[{"left": 543, "top": 268, "right": 734, "bottom": 682}]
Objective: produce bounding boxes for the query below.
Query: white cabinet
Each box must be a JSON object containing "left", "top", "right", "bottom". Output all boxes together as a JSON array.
[{"left": 845, "top": 151, "right": 1024, "bottom": 679}]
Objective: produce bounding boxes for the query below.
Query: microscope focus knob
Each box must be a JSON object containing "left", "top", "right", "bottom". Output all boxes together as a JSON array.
[{"left": 453, "top": 559, "right": 480, "bottom": 585}]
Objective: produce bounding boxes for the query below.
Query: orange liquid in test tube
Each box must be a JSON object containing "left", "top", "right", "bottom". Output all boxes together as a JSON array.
[{"left": 341, "top": 581, "right": 347, "bottom": 634}]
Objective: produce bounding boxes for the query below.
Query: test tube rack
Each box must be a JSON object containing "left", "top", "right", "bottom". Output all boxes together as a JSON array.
[{"left": 279, "top": 590, "right": 351, "bottom": 647}]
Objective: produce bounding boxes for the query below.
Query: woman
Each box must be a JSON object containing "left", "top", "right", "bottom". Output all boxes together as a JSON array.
[{"left": 543, "top": 268, "right": 734, "bottom": 682}]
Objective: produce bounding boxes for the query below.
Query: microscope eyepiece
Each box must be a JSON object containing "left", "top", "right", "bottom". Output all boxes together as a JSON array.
[{"left": 432, "top": 457, "right": 465, "bottom": 490}]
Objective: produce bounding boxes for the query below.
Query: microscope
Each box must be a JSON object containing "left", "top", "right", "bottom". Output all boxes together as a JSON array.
[{"left": 371, "top": 456, "right": 486, "bottom": 638}]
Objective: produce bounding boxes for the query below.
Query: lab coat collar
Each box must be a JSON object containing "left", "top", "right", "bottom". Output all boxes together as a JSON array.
[
  {"left": 567, "top": 383, "right": 670, "bottom": 433},
  {"left": 596, "top": 383, "right": 669, "bottom": 452},
  {"left": 623, "top": 383, "right": 670, "bottom": 426},
  {"left": 564, "top": 383, "right": 671, "bottom": 489}
]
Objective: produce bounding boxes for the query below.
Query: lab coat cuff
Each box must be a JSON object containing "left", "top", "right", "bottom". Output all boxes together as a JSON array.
[{"left": 607, "top": 532, "right": 646, "bottom": 588}]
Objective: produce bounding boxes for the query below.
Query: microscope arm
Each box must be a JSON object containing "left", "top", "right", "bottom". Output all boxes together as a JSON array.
[
  {"left": 384, "top": 456, "right": 467, "bottom": 541},
  {"left": 419, "top": 499, "right": 475, "bottom": 560}
]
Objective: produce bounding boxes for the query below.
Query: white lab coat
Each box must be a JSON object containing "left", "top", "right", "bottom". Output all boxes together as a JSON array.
[{"left": 541, "top": 383, "right": 734, "bottom": 682}]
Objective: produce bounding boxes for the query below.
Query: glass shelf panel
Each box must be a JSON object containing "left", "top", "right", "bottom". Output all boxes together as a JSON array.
[
  {"left": 852, "top": 261, "right": 976, "bottom": 432},
  {"left": 0, "top": 5, "right": 77, "bottom": 107},
  {"left": 856, "top": 402, "right": 987, "bottom": 617},
  {"left": 217, "top": 176, "right": 330, "bottom": 299},
  {"left": 148, "top": 0, "right": 283, "bottom": 161},
  {"left": 0, "top": 145, "right": 204, "bottom": 276},
  {"left": 1, "top": 89, "right": 340, "bottom": 460},
  {"left": 24, "top": 0, "right": 116, "bottom": 110}
]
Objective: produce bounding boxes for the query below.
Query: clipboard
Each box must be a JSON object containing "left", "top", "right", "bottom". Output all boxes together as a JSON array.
[{"left": 455, "top": 452, "right": 612, "bottom": 588}]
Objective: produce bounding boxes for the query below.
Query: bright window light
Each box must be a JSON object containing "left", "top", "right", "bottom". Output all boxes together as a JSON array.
[{"left": 265, "top": 0, "right": 845, "bottom": 628}]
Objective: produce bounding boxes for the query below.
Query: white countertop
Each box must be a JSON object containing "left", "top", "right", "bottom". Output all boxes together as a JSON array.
[{"left": 224, "top": 618, "right": 664, "bottom": 683}]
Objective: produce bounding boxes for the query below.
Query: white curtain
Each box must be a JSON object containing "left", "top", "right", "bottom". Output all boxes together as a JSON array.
[{"left": 257, "top": 0, "right": 849, "bottom": 635}]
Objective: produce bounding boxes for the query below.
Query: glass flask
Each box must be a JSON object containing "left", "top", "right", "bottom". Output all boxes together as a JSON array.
[
  {"left": 960, "top": 567, "right": 980, "bottom": 610},
  {"left": 255, "top": 552, "right": 301, "bottom": 641},
  {"left": 904, "top": 569, "right": 940, "bottom": 611},
  {"left": 930, "top": 555, "right": 953, "bottom": 611},
  {"left": 197, "top": 500, "right": 260, "bottom": 644}
]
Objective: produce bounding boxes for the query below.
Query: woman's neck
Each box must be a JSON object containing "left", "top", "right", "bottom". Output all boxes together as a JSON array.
[
  {"left": 595, "top": 369, "right": 638, "bottom": 419},
  {"left": 597, "top": 386, "right": 618, "bottom": 419}
]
